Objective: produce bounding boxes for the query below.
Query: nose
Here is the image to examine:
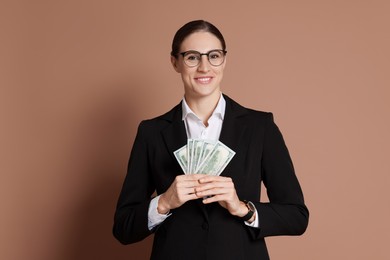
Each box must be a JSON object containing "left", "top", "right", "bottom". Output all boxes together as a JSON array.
[{"left": 197, "top": 55, "right": 210, "bottom": 72}]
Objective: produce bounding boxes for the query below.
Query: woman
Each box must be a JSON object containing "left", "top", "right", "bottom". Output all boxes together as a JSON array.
[{"left": 113, "top": 20, "right": 309, "bottom": 260}]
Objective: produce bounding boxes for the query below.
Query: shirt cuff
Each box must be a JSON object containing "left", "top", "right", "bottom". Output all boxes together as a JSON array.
[
  {"left": 244, "top": 207, "right": 259, "bottom": 228},
  {"left": 148, "top": 195, "right": 171, "bottom": 230}
]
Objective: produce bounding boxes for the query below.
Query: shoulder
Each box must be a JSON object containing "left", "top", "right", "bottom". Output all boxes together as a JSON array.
[
  {"left": 137, "top": 102, "right": 182, "bottom": 133},
  {"left": 223, "top": 94, "right": 274, "bottom": 123}
]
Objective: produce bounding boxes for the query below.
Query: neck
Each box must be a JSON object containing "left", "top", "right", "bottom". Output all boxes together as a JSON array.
[{"left": 184, "top": 92, "right": 221, "bottom": 125}]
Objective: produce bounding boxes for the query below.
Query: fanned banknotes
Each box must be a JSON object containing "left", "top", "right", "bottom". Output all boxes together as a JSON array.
[{"left": 173, "top": 139, "right": 235, "bottom": 175}]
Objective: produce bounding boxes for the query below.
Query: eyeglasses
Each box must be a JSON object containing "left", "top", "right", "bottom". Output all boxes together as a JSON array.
[{"left": 179, "top": 49, "right": 227, "bottom": 67}]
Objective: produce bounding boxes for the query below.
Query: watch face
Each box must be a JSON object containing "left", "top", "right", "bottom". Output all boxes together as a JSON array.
[{"left": 247, "top": 201, "right": 256, "bottom": 212}]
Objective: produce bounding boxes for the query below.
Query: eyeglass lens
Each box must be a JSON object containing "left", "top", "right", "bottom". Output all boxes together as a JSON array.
[{"left": 183, "top": 50, "right": 225, "bottom": 67}]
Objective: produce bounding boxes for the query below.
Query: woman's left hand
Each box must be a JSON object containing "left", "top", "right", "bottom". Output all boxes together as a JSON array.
[{"left": 194, "top": 175, "right": 248, "bottom": 217}]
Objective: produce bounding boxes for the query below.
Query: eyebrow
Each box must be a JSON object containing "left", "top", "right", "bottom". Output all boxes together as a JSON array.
[{"left": 181, "top": 49, "right": 222, "bottom": 53}]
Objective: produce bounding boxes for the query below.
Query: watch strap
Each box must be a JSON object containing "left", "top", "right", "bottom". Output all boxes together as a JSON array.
[{"left": 238, "top": 200, "right": 255, "bottom": 222}]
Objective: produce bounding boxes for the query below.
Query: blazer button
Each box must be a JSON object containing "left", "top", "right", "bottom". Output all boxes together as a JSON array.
[{"left": 202, "top": 222, "right": 209, "bottom": 230}]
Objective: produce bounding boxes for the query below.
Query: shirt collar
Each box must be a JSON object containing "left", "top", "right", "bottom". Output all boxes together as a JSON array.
[{"left": 182, "top": 93, "right": 226, "bottom": 121}]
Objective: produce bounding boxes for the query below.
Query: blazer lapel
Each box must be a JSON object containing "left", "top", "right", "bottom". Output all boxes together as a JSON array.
[
  {"left": 218, "top": 95, "right": 248, "bottom": 178},
  {"left": 161, "top": 103, "right": 187, "bottom": 163}
]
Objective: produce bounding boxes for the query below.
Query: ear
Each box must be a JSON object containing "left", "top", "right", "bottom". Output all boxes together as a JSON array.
[
  {"left": 171, "top": 55, "right": 181, "bottom": 73},
  {"left": 221, "top": 54, "right": 227, "bottom": 68}
]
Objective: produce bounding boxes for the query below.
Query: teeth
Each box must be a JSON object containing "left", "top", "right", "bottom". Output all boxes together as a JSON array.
[{"left": 198, "top": 77, "right": 211, "bottom": 82}]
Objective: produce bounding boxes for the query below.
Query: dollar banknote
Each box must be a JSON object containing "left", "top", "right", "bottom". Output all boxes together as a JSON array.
[
  {"left": 196, "top": 141, "right": 235, "bottom": 175},
  {"left": 174, "top": 139, "right": 235, "bottom": 175},
  {"left": 173, "top": 145, "right": 188, "bottom": 174}
]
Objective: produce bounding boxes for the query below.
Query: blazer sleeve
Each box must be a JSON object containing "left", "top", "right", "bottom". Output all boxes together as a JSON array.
[
  {"left": 113, "top": 121, "right": 155, "bottom": 244},
  {"left": 248, "top": 113, "right": 309, "bottom": 240}
]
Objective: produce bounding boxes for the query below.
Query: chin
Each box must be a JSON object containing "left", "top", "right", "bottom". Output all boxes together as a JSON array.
[{"left": 195, "top": 88, "right": 220, "bottom": 98}]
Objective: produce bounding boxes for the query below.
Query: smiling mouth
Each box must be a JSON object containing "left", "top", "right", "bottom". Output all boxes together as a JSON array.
[{"left": 195, "top": 77, "right": 212, "bottom": 84}]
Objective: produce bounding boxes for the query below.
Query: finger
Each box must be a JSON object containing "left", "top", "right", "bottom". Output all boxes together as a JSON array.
[
  {"left": 175, "top": 175, "right": 204, "bottom": 186},
  {"left": 195, "top": 181, "right": 233, "bottom": 192},
  {"left": 196, "top": 187, "right": 231, "bottom": 197},
  {"left": 177, "top": 174, "right": 205, "bottom": 181},
  {"left": 174, "top": 188, "right": 200, "bottom": 203},
  {"left": 202, "top": 194, "right": 229, "bottom": 204},
  {"left": 179, "top": 187, "right": 199, "bottom": 195},
  {"left": 198, "top": 176, "right": 232, "bottom": 183},
  {"left": 176, "top": 180, "right": 202, "bottom": 188}
]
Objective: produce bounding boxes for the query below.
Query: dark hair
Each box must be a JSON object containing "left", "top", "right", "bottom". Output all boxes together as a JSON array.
[{"left": 171, "top": 20, "right": 226, "bottom": 57}]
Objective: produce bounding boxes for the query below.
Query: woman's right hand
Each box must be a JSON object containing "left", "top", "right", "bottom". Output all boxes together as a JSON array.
[{"left": 157, "top": 174, "right": 203, "bottom": 214}]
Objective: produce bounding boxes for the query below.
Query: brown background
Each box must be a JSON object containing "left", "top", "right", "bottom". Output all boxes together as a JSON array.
[{"left": 1, "top": 1, "right": 389, "bottom": 259}]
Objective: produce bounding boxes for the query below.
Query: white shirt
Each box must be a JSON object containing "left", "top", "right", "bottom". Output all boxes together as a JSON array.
[
  {"left": 182, "top": 94, "right": 225, "bottom": 140},
  {"left": 148, "top": 94, "right": 259, "bottom": 229}
]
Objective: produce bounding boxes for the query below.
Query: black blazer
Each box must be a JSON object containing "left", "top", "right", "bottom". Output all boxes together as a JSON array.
[{"left": 113, "top": 95, "right": 309, "bottom": 260}]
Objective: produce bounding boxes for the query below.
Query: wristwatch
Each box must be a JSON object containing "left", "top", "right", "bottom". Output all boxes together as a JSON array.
[{"left": 238, "top": 200, "right": 255, "bottom": 222}]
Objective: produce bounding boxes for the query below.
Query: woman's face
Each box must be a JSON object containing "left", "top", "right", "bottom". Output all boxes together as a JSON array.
[{"left": 171, "top": 31, "right": 226, "bottom": 100}]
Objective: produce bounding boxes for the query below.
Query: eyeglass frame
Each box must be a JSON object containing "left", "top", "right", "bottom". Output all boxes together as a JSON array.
[{"left": 178, "top": 49, "right": 227, "bottom": 67}]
